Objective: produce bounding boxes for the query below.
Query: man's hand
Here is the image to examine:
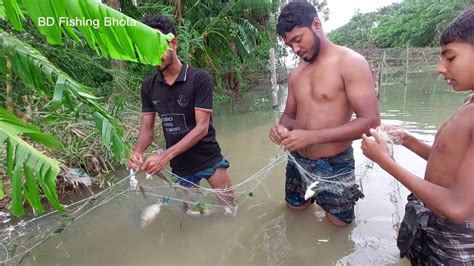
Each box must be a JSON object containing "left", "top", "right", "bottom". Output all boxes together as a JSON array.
[
  {"left": 280, "top": 129, "right": 311, "bottom": 152},
  {"left": 139, "top": 151, "right": 172, "bottom": 175},
  {"left": 269, "top": 124, "right": 289, "bottom": 145},
  {"left": 361, "top": 128, "right": 392, "bottom": 164},
  {"left": 128, "top": 150, "right": 144, "bottom": 171}
]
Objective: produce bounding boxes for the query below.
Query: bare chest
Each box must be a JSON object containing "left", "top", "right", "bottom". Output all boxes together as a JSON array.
[
  {"left": 427, "top": 111, "right": 471, "bottom": 184},
  {"left": 292, "top": 67, "right": 345, "bottom": 104}
]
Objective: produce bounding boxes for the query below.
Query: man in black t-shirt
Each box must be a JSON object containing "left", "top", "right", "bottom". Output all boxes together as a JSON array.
[{"left": 127, "top": 15, "right": 234, "bottom": 210}]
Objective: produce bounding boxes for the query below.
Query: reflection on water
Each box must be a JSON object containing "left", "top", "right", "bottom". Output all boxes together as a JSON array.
[{"left": 9, "top": 71, "right": 469, "bottom": 265}]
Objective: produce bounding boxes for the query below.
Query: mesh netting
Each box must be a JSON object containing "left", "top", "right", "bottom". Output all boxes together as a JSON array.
[{"left": 1, "top": 125, "right": 401, "bottom": 264}]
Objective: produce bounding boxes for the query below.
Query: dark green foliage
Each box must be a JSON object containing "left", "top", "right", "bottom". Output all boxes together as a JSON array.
[
  {"left": 329, "top": 0, "right": 472, "bottom": 48},
  {"left": 329, "top": 10, "right": 381, "bottom": 47}
]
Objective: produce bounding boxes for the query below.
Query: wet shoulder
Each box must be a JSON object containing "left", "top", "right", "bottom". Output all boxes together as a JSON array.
[
  {"left": 458, "top": 101, "right": 474, "bottom": 117},
  {"left": 332, "top": 46, "right": 371, "bottom": 84},
  {"left": 337, "top": 46, "right": 369, "bottom": 67},
  {"left": 334, "top": 46, "right": 373, "bottom": 89},
  {"left": 459, "top": 102, "right": 474, "bottom": 128},
  {"left": 442, "top": 103, "right": 474, "bottom": 137},
  {"left": 288, "top": 64, "right": 305, "bottom": 84}
]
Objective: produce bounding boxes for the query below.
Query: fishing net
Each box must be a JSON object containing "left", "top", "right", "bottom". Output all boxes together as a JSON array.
[
  {"left": 0, "top": 125, "right": 399, "bottom": 264},
  {"left": 0, "top": 152, "right": 289, "bottom": 264},
  {"left": 0, "top": 174, "right": 133, "bottom": 265}
]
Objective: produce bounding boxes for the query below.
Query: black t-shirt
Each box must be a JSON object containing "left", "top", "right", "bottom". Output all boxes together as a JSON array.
[{"left": 141, "top": 63, "right": 222, "bottom": 176}]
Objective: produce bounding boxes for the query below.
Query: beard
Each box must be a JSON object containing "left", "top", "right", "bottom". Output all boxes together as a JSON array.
[
  {"left": 303, "top": 32, "right": 321, "bottom": 63},
  {"left": 158, "top": 53, "right": 173, "bottom": 71}
]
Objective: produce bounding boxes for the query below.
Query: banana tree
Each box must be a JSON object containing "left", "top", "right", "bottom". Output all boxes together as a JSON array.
[
  {"left": 0, "top": 31, "right": 129, "bottom": 161},
  {"left": 0, "top": 107, "right": 63, "bottom": 216},
  {"left": 1, "top": 0, "right": 173, "bottom": 65},
  {"left": 0, "top": 0, "right": 173, "bottom": 216},
  {"left": 174, "top": 0, "right": 274, "bottom": 93}
]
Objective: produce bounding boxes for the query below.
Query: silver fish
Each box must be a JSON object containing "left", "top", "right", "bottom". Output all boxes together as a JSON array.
[
  {"left": 139, "top": 202, "right": 162, "bottom": 228},
  {"left": 304, "top": 180, "right": 319, "bottom": 201}
]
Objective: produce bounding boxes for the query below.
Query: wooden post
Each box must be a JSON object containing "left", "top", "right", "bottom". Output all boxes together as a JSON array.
[
  {"left": 270, "top": 48, "right": 278, "bottom": 108},
  {"left": 379, "top": 50, "right": 385, "bottom": 89},
  {"left": 404, "top": 44, "right": 409, "bottom": 86},
  {"left": 403, "top": 45, "right": 409, "bottom": 111}
]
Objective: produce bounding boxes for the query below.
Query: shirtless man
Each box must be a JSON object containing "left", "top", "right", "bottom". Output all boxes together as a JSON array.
[
  {"left": 269, "top": 2, "right": 380, "bottom": 226},
  {"left": 361, "top": 8, "right": 474, "bottom": 264}
]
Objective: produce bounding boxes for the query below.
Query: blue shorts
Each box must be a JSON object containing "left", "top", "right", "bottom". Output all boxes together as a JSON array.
[
  {"left": 285, "top": 147, "right": 364, "bottom": 224},
  {"left": 176, "top": 158, "right": 230, "bottom": 188}
]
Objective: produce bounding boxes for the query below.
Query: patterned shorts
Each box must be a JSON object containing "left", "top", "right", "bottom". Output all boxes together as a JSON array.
[
  {"left": 176, "top": 157, "right": 230, "bottom": 188},
  {"left": 285, "top": 146, "right": 364, "bottom": 224}
]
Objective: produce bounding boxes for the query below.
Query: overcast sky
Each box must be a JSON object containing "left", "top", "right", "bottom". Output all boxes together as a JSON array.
[{"left": 322, "top": 0, "right": 403, "bottom": 32}]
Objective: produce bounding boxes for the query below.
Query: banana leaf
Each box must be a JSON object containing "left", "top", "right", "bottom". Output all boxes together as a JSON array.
[
  {"left": 0, "top": 0, "right": 173, "bottom": 65},
  {"left": 0, "top": 107, "right": 64, "bottom": 217},
  {"left": 0, "top": 31, "right": 129, "bottom": 161}
]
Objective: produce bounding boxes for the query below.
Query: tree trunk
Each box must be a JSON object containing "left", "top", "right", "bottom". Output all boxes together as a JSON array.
[
  {"left": 171, "top": 0, "right": 183, "bottom": 27},
  {"left": 226, "top": 72, "right": 240, "bottom": 95},
  {"left": 105, "top": 0, "right": 124, "bottom": 69}
]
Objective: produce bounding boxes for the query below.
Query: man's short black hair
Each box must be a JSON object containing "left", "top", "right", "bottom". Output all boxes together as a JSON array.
[
  {"left": 141, "top": 15, "right": 176, "bottom": 36},
  {"left": 276, "top": 1, "right": 318, "bottom": 37},
  {"left": 440, "top": 8, "right": 474, "bottom": 46}
]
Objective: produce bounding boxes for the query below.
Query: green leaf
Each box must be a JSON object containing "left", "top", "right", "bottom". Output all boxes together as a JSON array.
[
  {"left": 2, "top": 0, "right": 173, "bottom": 65},
  {"left": 92, "top": 112, "right": 128, "bottom": 161},
  {"left": 0, "top": 182, "right": 4, "bottom": 199},
  {"left": 2, "top": 0, "right": 25, "bottom": 31},
  {"left": 23, "top": 162, "right": 45, "bottom": 214},
  {"left": 0, "top": 107, "right": 64, "bottom": 217},
  {"left": 0, "top": 32, "right": 128, "bottom": 161}
]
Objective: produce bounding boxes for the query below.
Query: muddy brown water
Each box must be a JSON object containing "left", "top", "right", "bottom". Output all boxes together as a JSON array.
[{"left": 3, "top": 71, "right": 468, "bottom": 265}]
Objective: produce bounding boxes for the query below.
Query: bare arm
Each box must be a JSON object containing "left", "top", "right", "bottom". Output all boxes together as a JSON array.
[
  {"left": 363, "top": 128, "right": 474, "bottom": 223},
  {"left": 378, "top": 142, "right": 474, "bottom": 223},
  {"left": 402, "top": 134, "right": 432, "bottom": 161},
  {"left": 128, "top": 113, "right": 156, "bottom": 170},
  {"left": 308, "top": 53, "right": 380, "bottom": 144}
]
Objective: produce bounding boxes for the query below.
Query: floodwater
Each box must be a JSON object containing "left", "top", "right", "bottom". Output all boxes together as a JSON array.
[{"left": 2, "top": 71, "right": 469, "bottom": 265}]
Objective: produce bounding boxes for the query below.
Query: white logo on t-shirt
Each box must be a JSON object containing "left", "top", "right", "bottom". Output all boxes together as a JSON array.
[
  {"left": 177, "top": 95, "right": 189, "bottom": 107},
  {"left": 161, "top": 113, "right": 189, "bottom": 134}
]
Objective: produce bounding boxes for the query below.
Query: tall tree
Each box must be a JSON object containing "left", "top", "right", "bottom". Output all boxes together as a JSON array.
[{"left": 329, "top": 0, "right": 471, "bottom": 48}]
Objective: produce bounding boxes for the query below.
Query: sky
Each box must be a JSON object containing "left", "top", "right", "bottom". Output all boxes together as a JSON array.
[{"left": 322, "top": 0, "right": 403, "bottom": 32}]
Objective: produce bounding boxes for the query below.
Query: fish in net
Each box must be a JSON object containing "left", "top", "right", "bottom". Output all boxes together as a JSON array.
[{"left": 1, "top": 124, "right": 402, "bottom": 264}]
